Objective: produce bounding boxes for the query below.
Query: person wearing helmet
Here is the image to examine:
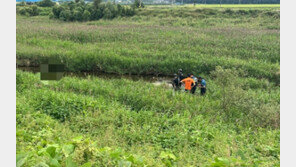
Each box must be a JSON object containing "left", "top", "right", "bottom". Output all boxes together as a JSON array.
[{"left": 181, "top": 74, "right": 196, "bottom": 92}]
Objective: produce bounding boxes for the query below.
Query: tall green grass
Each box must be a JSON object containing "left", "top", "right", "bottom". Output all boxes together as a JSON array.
[
  {"left": 16, "top": 7, "right": 280, "bottom": 84},
  {"left": 17, "top": 70, "right": 279, "bottom": 166}
]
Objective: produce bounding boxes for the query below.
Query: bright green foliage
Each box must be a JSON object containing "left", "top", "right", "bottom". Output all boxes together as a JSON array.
[{"left": 16, "top": 70, "right": 279, "bottom": 166}]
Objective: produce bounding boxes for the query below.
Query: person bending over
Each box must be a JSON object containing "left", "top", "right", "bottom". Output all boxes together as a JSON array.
[
  {"left": 172, "top": 74, "right": 180, "bottom": 91},
  {"left": 181, "top": 74, "right": 196, "bottom": 92}
]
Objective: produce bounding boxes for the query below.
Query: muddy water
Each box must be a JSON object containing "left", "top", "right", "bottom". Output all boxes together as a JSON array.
[{"left": 17, "top": 66, "right": 173, "bottom": 87}]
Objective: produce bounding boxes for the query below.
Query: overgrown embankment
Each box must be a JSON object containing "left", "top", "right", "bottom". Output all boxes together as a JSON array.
[{"left": 16, "top": 6, "right": 280, "bottom": 84}]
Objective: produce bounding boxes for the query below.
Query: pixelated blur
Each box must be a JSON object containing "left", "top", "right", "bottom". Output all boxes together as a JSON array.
[{"left": 40, "top": 58, "right": 64, "bottom": 80}]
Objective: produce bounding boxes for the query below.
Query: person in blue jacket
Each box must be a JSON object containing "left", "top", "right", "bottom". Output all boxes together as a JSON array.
[{"left": 198, "top": 76, "right": 206, "bottom": 95}]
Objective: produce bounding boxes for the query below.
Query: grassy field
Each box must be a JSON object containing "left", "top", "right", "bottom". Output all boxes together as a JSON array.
[
  {"left": 16, "top": 5, "right": 280, "bottom": 167},
  {"left": 150, "top": 4, "right": 280, "bottom": 8}
]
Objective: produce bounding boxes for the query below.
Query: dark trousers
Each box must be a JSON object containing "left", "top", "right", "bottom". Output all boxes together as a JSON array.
[
  {"left": 191, "top": 85, "right": 197, "bottom": 94},
  {"left": 201, "top": 88, "right": 206, "bottom": 95},
  {"left": 173, "top": 86, "right": 181, "bottom": 91}
]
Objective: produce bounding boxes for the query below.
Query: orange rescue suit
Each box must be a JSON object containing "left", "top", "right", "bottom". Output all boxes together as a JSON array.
[{"left": 181, "top": 77, "right": 195, "bottom": 90}]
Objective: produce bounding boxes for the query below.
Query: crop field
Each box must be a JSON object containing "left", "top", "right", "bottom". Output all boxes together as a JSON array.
[{"left": 16, "top": 4, "right": 280, "bottom": 167}]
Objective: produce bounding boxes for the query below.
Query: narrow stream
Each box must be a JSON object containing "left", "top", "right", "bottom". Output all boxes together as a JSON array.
[{"left": 17, "top": 66, "right": 173, "bottom": 87}]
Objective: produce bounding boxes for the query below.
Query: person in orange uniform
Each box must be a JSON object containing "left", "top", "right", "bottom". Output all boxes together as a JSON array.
[{"left": 180, "top": 74, "right": 196, "bottom": 92}]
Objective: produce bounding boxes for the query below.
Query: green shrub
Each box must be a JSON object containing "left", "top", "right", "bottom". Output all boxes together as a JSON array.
[
  {"left": 59, "top": 9, "right": 72, "bottom": 21},
  {"left": 18, "top": 8, "right": 28, "bottom": 16},
  {"left": 37, "top": 0, "right": 55, "bottom": 7},
  {"left": 82, "top": 10, "right": 91, "bottom": 21},
  {"left": 223, "top": 9, "right": 234, "bottom": 15},
  {"left": 263, "top": 11, "right": 280, "bottom": 19},
  {"left": 93, "top": 0, "right": 102, "bottom": 9},
  {"left": 237, "top": 9, "right": 249, "bottom": 15},
  {"left": 132, "top": 0, "right": 145, "bottom": 8},
  {"left": 38, "top": 7, "right": 52, "bottom": 16},
  {"left": 248, "top": 9, "right": 259, "bottom": 17},
  {"left": 52, "top": 5, "right": 64, "bottom": 18},
  {"left": 103, "top": 8, "right": 112, "bottom": 19},
  {"left": 30, "top": 5, "right": 39, "bottom": 16},
  {"left": 17, "top": 6, "right": 40, "bottom": 16},
  {"left": 74, "top": 9, "right": 84, "bottom": 21}
]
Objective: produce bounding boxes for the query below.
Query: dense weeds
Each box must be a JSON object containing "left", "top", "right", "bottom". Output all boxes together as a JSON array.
[
  {"left": 16, "top": 6, "right": 280, "bottom": 84},
  {"left": 16, "top": 70, "right": 279, "bottom": 166}
]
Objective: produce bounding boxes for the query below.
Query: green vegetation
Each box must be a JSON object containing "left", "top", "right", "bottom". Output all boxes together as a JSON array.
[
  {"left": 37, "top": 0, "right": 56, "bottom": 7},
  {"left": 16, "top": 4, "right": 280, "bottom": 166},
  {"left": 16, "top": 0, "right": 135, "bottom": 21},
  {"left": 17, "top": 70, "right": 279, "bottom": 166},
  {"left": 51, "top": 1, "right": 135, "bottom": 21},
  {"left": 17, "top": 5, "right": 52, "bottom": 16},
  {"left": 132, "top": 0, "right": 145, "bottom": 8},
  {"left": 17, "top": 6, "right": 279, "bottom": 83}
]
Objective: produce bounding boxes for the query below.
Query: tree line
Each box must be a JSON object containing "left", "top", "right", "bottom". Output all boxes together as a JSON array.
[
  {"left": 51, "top": 0, "right": 135, "bottom": 21},
  {"left": 17, "top": 0, "right": 138, "bottom": 21}
]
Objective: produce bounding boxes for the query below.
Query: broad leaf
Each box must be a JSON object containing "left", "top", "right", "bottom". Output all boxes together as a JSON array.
[
  {"left": 46, "top": 146, "right": 57, "bottom": 158},
  {"left": 62, "top": 144, "right": 75, "bottom": 157},
  {"left": 81, "top": 162, "right": 92, "bottom": 167},
  {"left": 49, "top": 158, "right": 61, "bottom": 167},
  {"left": 118, "top": 160, "right": 132, "bottom": 167},
  {"left": 66, "top": 156, "right": 77, "bottom": 167},
  {"left": 16, "top": 154, "right": 27, "bottom": 167}
]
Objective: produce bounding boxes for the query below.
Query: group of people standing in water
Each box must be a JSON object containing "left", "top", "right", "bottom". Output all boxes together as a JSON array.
[{"left": 172, "top": 69, "right": 206, "bottom": 95}]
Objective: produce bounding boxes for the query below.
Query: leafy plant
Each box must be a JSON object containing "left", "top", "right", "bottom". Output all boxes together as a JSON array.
[{"left": 37, "top": 0, "right": 56, "bottom": 7}]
